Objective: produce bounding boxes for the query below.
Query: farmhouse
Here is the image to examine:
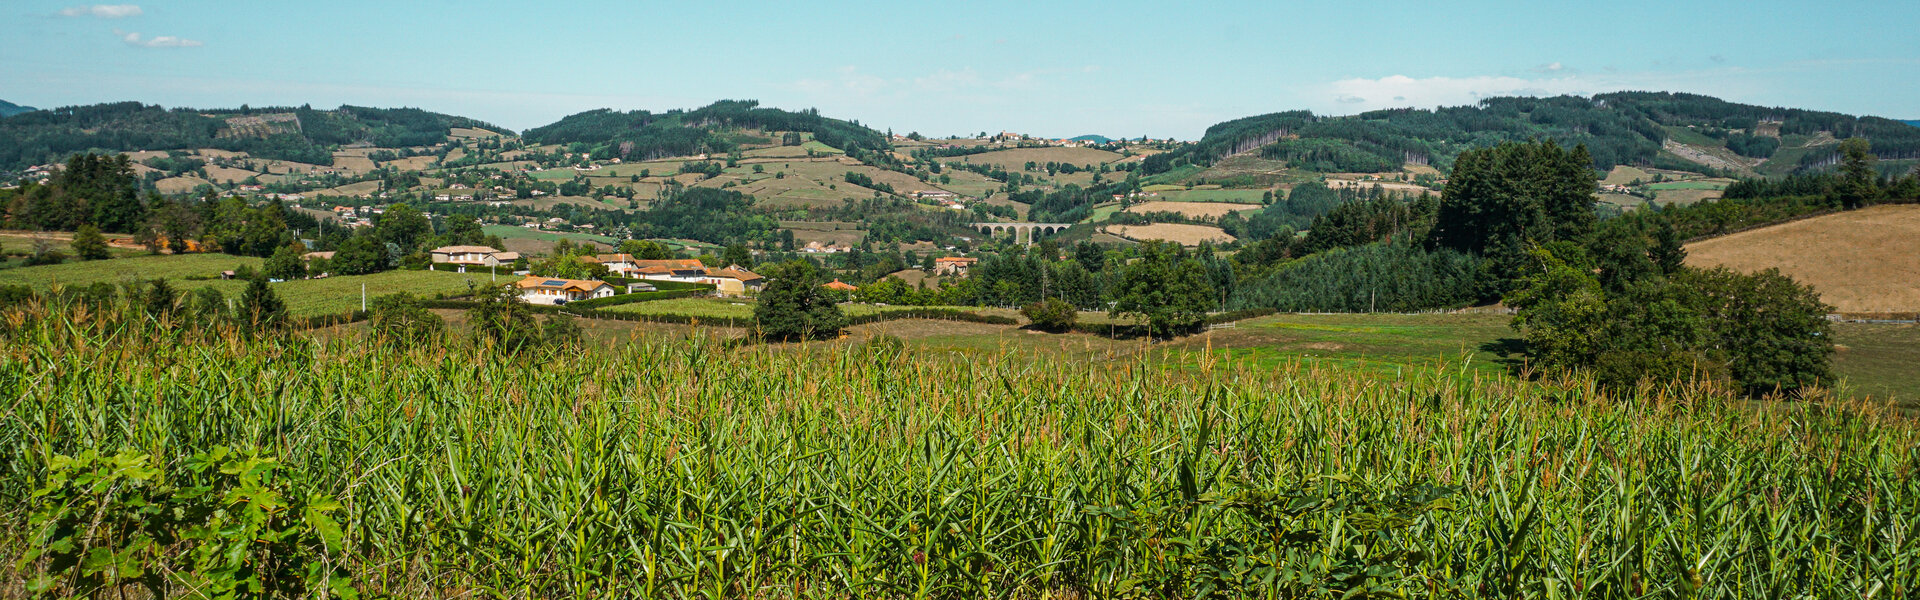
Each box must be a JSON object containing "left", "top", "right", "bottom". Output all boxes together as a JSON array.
[
  {"left": 705, "top": 266, "right": 765, "bottom": 296},
  {"left": 514, "top": 277, "right": 616, "bottom": 305},
  {"left": 823, "top": 279, "right": 858, "bottom": 292},
  {"left": 932, "top": 256, "right": 978, "bottom": 277},
  {"left": 431, "top": 245, "right": 521, "bottom": 266}
]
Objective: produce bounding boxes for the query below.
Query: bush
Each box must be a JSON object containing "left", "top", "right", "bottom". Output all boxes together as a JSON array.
[
  {"left": 369, "top": 292, "right": 445, "bottom": 347},
  {"left": 752, "top": 261, "right": 847, "bottom": 341},
  {"left": 70, "top": 224, "right": 111, "bottom": 260},
  {"left": 1021, "top": 298, "right": 1078, "bottom": 332}
]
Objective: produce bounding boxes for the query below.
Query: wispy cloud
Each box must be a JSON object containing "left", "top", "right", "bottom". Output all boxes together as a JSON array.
[
  {"left": 60, "top": 4, "right": 142, "bottom": 18},
  {"left": 114, "top": 29, "right": 202, "bottom": 48}
]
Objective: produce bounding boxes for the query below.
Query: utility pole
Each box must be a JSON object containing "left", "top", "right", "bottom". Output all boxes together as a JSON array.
[{"left": 361, "top": 283, "right": 367, "bottom": 313}]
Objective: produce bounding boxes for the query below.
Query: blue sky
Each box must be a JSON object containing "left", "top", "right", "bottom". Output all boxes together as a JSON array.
[{"left": 4, "top": 1, "right": 1917, "bottom": 139}]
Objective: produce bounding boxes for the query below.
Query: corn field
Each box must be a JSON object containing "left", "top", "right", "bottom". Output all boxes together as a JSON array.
[{"left": 1, "top": 304, "right": 1917, "bottom": 598}]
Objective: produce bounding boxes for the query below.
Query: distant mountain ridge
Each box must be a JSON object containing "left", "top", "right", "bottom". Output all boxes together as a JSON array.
[
  {"left": 0, "top": 100, "right": 35, "bottom": 118},
  {"left": 0, "top": 101, "right": 501, "bottom": 171},
  {"left": 1905, "top": 120, "right": 1920, "bottom": 128},
  {"left": 1069, "top": 135, "right": 1114, "bottom": 143},
  {"left": 1150, "top": 92, "right": 1920, "bottom": 176}
]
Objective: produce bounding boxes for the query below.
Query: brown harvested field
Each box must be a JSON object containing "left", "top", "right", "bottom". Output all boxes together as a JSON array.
[
  {"left": 154, "top": 176, "right": 212, "bottom": 195},
  {"left": 449, "top": 127, "right": 501, "bottom": 139},
  {"left": 938, "top": 147, "right": 1123, "bottom": 170},
  {"left": 1602, "top": 165, "right": 1652, "bottom": 186},
  {"left": 1103, "top": 223, "right": 1235, "bottom": 246},
  {"left": 331, "top": 153, "right": 377, "bottom": 173},
  {"left": 1651, "top": 188, "right": 1721, "bottom": 206},
  {"left": 1123, "top": 201, "right": 1262, "bottom": 219},
  {"left": 382, "top": 156, "right": 438, "bottom": 171},
  {"left": 1326, "top": 179, "right": 1433, "bottom": 194},
  {"left": 203, "top": 165, "right": 262, "bottom": 183},
  {"left": 319, "top": 181, "right": 382, "bottom": 197},
  {"left": 1684, "top": 204, "right": 1920, "bottom": 313}
]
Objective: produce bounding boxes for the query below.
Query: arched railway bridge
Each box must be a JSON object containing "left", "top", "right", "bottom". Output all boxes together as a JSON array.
[{"left": 968, "top": 222, "right": 1075, "bottom": 244}]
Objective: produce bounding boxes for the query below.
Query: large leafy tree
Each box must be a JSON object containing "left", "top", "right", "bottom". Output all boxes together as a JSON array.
[
  {"left": 1108, "top": 241, "right": 1214, "bottom": 337},
  {"left": 753, "top": 260, "right": 847, "bottom": 341},
  {"left": 376, "top": 203, "right": 431, "bottom": 253},
  {"left": 263, "top": 243, "right": 308, "bottom": 281}
]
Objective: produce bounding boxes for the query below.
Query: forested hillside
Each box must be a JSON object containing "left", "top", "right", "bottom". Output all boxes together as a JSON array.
[
  {"left": 1147, "top": 92, "right": 1920, "bottom": 175},
  {"left": 0, "top": 102, "right": 502, "bottom": 171},
  {"left": 0, "top": 100, "right": 34, "bottom": 118},
  {"left": 521, "top": 100, "right": 887, "bottom": 160}
]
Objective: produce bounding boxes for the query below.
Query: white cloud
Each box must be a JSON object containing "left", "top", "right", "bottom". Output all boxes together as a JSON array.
[
  {"left": 115, "top": 29, "right": 202, "bottom": 48},
  {"left": 1320, "top": 74, "right": 1610, "bottom": 113},
  {"left": 60, "top": 4, "right": 142, "bottom": 18}
]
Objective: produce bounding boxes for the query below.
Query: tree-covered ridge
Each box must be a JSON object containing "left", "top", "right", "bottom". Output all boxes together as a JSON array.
[
  {"left": 1151, "top": 92, "right": 1920, "bottom": 175},
  {"left": 521, "top": 100, "right": 886, "bottom": 160},
  {"left": 0, "top": 99, "right": 35, "bottom": 118},
  {"left": 0, "top": 101, "right": 502, "bottom": 171}
]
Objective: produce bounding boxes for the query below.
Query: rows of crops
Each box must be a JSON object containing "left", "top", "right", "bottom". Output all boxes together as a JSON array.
[{"left": 1, "top": 307, "right": 1917, "bottom": 598}]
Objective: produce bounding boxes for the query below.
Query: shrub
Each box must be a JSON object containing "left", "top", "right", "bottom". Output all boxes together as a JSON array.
[
  {"left": 369, "top": 292, "right": 445, "bottom": 347},
  {"left": 70, "top": 224, "right": 110, "bottom": 261},
  {"left": 1020, "top": 298, "right": 1078, "bottom": 332}
]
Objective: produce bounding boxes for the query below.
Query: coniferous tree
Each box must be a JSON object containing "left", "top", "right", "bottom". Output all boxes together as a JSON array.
[
  {"left": 237, "top": 274, "right": 286, "bottom": 332},
  {"left": 70, "top": 224, "right": 110, "bottom": 260},
  {"left": 1835, "top": 138, "right": 1878, "bottom": 210}
]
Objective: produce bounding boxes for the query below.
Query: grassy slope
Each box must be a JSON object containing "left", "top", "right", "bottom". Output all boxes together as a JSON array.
[{"left": 0, "top": 254, "right": 505, "bottom": 316}]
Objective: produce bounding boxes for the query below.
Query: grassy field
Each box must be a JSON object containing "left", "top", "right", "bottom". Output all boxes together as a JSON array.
[
  {"left": 0, "top": 253, "right": 501, "bottom": 316},
  {"left": 1646, "top": 180, "right": 1730, "bottom": 191},
  {"left": 3, "top": 309, "right": 1917, "bottom": 597},
  {"left": 1686, "top": 204, "right": 1920, "bottom": 313},
  {"left": 1123, "top": 200, "right": 1262, "bottom": 219},
  {"left": 482, "top": 224, "right": 620, "bottom": 245}
]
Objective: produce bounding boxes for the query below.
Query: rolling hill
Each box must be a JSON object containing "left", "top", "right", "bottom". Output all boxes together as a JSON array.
[
  {"left": 0, "top": 100, "right": 34, "bottom": 118},
  {"left": 1151, "top": 92, "right": 1920, "bottom": 177},
  {"left": 521, "top": 100, "right": 886, "bottom": 161},
  {"left": 1684, "top": 204, "right": 1920, "bottom": 313}
]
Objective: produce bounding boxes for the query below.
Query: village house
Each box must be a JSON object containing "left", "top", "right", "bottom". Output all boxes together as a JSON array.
[
  {"left": 932, "top": 256, "right": 978, "bottom": 277},
  {"left": 515, "top": 278, "right": 616, "bottom": 305},
  {"left": 429, "top": 245, "right": 521, "bottom": 267},
  {"left": 823, "top": 279, "right": 858, "bottom": 292}
]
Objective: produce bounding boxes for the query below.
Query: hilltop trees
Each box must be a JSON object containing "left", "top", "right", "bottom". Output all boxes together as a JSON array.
[{"left": 1427, "top": 141, "right": 1598, "bottom": 295}]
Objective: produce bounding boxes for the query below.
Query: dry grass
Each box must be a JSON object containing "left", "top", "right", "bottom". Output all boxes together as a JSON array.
[
  {"left": 319, "top": 181, "right": 383, "bottom": 197},
  {"left": 1103, "top": 223, "right": 1235, "bottom": 245},
  {"left": 330, "top": 153, "right": 377, "bottom": 173},
  {"left": 202, "top": 166, "right": 262, "bottom": 183},
  {"left": 1325, "top": 179, "right": 1433, "bottom": 194},
  {"left": 381, "top": 156, "right": 438, "bottom": 171},
  {"left": 1123, "top": 201, "right": 1261, "bottom": 219},
  {"left": 154, "top": 176, "right": 212, "bottom": 195},
  {"left": 1685, "top": 204, "right": 1920, "bottom": 312},
  {"left": 938, "top": 147, "right": 1123, "bottom": 170}
]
